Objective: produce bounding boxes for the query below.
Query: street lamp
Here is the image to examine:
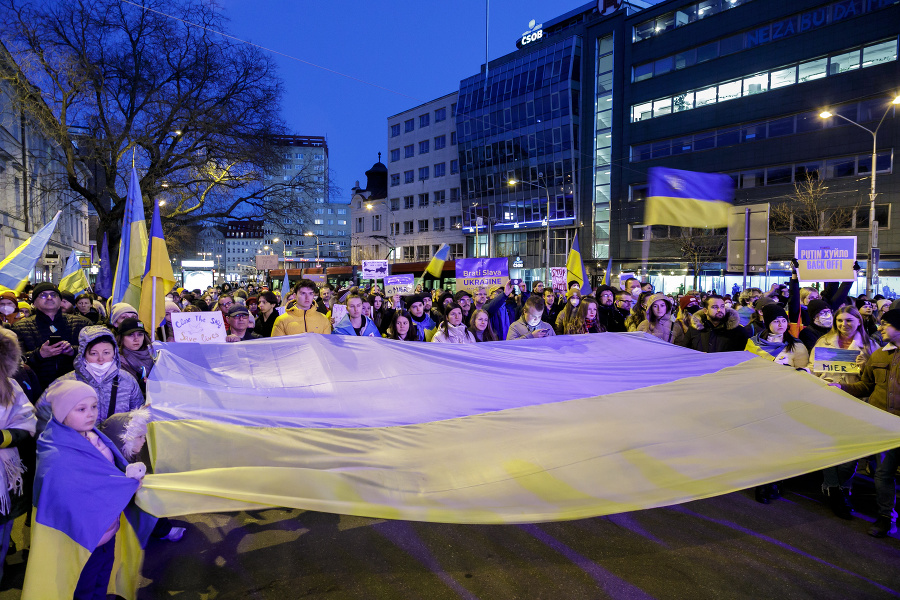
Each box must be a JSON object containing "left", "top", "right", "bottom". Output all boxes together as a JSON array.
[
  {"left": 820, "top": 95, "right": 900, "bottom": 296},
  {"left": 272, "top": 237, "right": 287, "bottom": 269},
  {"left": 509, "top": 172, "right": 551, "bottom": 283},
  {"left": 304, "top": 231, "right": 321, "bottom": 261},
  {"left": 366, "top": 198, "right": 396, "bottom": 263}
]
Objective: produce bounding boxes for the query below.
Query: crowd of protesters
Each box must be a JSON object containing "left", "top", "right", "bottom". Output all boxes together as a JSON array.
[{"left": 1, "top": 260, "right": 900, "bottom": 595}]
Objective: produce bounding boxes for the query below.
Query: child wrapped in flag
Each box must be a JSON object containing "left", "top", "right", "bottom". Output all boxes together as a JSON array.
[{"left": 22, "top": 380, "right": 156, "bottom": 600}]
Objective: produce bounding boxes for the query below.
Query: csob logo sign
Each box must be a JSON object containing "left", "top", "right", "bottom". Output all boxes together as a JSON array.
[{"left": 521, "top": 19, "right": 543, "bottom": 45}]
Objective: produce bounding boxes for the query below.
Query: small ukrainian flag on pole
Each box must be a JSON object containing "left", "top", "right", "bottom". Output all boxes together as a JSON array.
[
  {"left": 644, "top": 167, "right": 733, "bottom": 229},
  {"left": 424, "top": 243, "right": 450, "bottom": 278}
]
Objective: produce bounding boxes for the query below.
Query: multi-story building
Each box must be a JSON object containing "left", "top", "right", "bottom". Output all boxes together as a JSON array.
[
  {"left": 265, "top": 135, "right": 349, "bottom": 268},
  {"left": 374, "top": 92, "right": 465, "bottom": 264},
  {"left": 197, "top": 225, "right": 226, "bottom": 273},
  {"left": 224, "top": 219, "right": 265, "bottom": 281},
  {"left": 0, "top": 44, "right": 90, "bottom": 284},
  {"left": 454, "top": 0, "right": 900, "bottom": 293}
]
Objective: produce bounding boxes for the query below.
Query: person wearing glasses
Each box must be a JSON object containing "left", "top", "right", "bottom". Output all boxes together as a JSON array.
[{"left": 10, "top": 283, "right": 92, "bottom": 389}]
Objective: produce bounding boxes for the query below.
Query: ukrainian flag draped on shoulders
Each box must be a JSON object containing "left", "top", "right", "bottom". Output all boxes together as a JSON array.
[
  {"left": 139, "top": 202, "right": 175, "bottom": 336},
  {"left": 22, "top": 418, "right": 156, "bottom": 600},
  {"left": 644, "top": 167, "right": 733, "bottom": 228},
  {"left": 111, "top": 168, "right": 148, "bottom": 307}
]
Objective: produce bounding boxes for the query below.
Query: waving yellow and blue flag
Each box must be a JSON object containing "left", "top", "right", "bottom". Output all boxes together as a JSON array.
[
  {"left": 565, "top": 232, "right": 591, "bottom": 295},
  {"left": 59, "top": 250, "right": 90, "bottom": 296},
  {"left": 644, "top": 167, "right": 733, "bottom": 228},
  {"left": 111, "top": 168, "right": 148, "bottom": 307},
  {"left": 139, "top": 202, "right": 175, "bottom": 336},
  {"left": 0, "top": 211, "right": 61, "bottom": 293},
  {"left": 424, "top": 243, "right": 450, "bottom": 278}
]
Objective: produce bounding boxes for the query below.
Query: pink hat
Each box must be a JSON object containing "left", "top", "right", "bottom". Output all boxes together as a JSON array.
[{"left": 46, "top": 380, "right": 98, "bottom": 423}]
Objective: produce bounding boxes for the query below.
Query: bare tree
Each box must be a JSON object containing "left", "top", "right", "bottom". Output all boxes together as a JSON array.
[
  {"left": 661, "top": 227, "right": 725, "bottom": 291},
  {"left": 0, "top": 0, "right": 325, "bottom": 258},
  {"left": 769, "top": 173, "right": 862, "bottom": 240}
]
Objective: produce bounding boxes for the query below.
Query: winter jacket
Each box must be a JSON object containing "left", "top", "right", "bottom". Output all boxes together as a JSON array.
[
  {"left": 431, "top": 322, "right": 476, "bottom": 344},
  {"left": 253, "top": 310, "right": 279, "bottom": 338},
  {"left": 481, "top": 293, "right": 512, "bottom": 341},
  {"left": 332, "top": 314, "right": 381, "bottom": 337},
  {"left": 409, "top": 312, "right": 437, "bottom": 342},
  {"left": 682, "top": 308, "right": 748, "bottom": 353},
  {"left": 799, "top": 324, "right": 831, "bottom": 352},
  {"left": 745, "top": 333, "right": 810, "bottom": 368},
  {"left": 841, "top": 344, "right": 900, "bottom": 416},
  {"left": 636, "top": 315, "right": 685, "bottom": 345},
  {"left": 271, "top": 305, "right": 332, "bottom": 336},
  {"left": 119, "top": 346, "right": 154, "bottom": 397},
  {"left": 507, "top": 317, "right": 556, "bottom": 341},
  {"left": 11, "top": 310, "right": 92, "bottom": 388},
  {"left": 34, "top": 325, "right": 144, "bottom": 432},
  {"left": 597, "top": 304, "right": 626, "bottom": 333}
]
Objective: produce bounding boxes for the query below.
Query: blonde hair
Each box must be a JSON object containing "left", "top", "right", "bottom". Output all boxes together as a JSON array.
[{"left": 0, "top": 328, "right": 22, "bottom": 407}]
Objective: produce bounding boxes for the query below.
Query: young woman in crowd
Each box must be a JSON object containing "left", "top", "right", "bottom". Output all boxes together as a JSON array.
[
  {"left": 625, "top": 291, "right": 653, "bottom": 332},
  {"left": 564, "top": 297, "right": 603, "bottom": 335},
  {"left": 116, "top": 319, "right": 154, "bottom": 397},
  {"left": 253, "top": 292, "right": 280, "bottom": 338},
  {"left": 468, "top": 308, "right": 499, "bottom": 341},
  {"left": 554, "top": 289, "right": 581, "bottom": 334},
  {"left": 431, "top": 303, "right": 475, "bottom": 344},
  {"left": 388, "top": 310, "right": 416, "bottom": 341},
  {"left": 636, "top": 294, "right": 684, "bottom": 345}
]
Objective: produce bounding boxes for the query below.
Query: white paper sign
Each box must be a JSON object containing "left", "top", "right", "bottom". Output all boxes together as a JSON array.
[
  {"left": 331, "top": 303, "right": 348, "bottom": 324},
  {"left": 362, "top": 260, "right": 389, "bottom": 279},
  {"left": 171, "top": 311, "right": 226, "bottom": 343}
]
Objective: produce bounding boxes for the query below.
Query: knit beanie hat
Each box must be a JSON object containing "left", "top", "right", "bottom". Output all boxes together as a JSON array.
[
  {"left": 165, "top": 300, "right": 181, "bottom": 315},
  {"left": 31, "top": 282, "right": 58, "bottom": 301},
  {"left": 754, "top": 296, "right": 778, "bottom": 313},
  {"left": 762, "top": 303, "right": 788, "bottom": 331},
  {"left": 806, "top": 299, "right": 830, "bottom": 323},
  {"left": 110, "top": 302, "right": 139, "bottom": 325},
  {"left": 882, "top": 309, "right": 900, "bottom": 331},
  {"left": 855, "top": 296, "right": 873, "bottom": 310},
  {"left": 0, "top": 291, "right": 16, "bottom": 304},
  {"left": 679, "top": 294, "right": 700, "bottom": 311},
  {"left": 47, "top": 380, "right": 98, "bottom": 423},
  {"left": 59, "top": 291, "right": 76, "bottom": 304}
]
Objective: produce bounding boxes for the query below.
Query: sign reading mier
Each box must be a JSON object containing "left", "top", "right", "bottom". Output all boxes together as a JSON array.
[
  {"left": 812, "top": 347, "right": 860, "bottom": 375},
  {"left": 361, "top": 260, "right": 389, "bottom": 279},
  {"left": 795, "top": 236, "right": 857, "bottom": 282},
  {"left": 384, "top": 274, "right": 415, "bottom": 296},
  {"left": 172, "top": 311, "right": 226, "bottom": 343},
  {"left": 455, "top": 258, "right": 509, "bottom": 293}
]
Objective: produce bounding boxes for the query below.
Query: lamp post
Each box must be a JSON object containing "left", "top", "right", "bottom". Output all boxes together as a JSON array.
[
  {"left": 272, "top": 237, "right": 287, "bottom": 269},
  {"left": 366, "top": 199, "right": 395, "bottom": 263},
  {"left": 304, "top": 231, "right": 321, "bottom": 261},
  {"left": 820, "top": 95, "right": 900, "bottom": 296},
  {"left": 508, "top": 172, "right": 551, "bottom": 283}
]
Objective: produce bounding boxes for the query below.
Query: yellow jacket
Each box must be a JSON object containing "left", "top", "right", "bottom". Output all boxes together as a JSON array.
[{"left": 271, "top": 306, "right": 332, "bottom": 336}]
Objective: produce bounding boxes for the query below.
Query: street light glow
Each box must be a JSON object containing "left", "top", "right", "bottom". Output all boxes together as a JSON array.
[
  {"left": 508, "top": 179, "right": 519, "bottom": 185},
  {"left": 819, "top": 110, "right": 833, "bottom": 118},
  {"left": 893, "top": 95, "right": 900, "bottom": 104},
  {"left": 366, "top": 203, "right": 373, "bottom": 210}
]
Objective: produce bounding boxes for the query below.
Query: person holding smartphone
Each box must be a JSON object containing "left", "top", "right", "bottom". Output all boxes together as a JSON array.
[{"left": 10, "top": 283, "right": 92, "bottom": 390}]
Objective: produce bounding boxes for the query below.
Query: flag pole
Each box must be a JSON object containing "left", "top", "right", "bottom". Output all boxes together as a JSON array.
[{"left": 151, "top": 276, "right": 158, "bottom": 342}]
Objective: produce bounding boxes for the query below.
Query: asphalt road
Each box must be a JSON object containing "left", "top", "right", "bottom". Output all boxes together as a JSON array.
[{"left": 1, "top": 472, "right": 898, "bottom": 599}]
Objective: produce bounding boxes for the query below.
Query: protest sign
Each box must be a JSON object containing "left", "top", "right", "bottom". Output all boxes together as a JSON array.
[
  {"left": 171, "top": 311, "right": 226, "bottom": 343},
  {"left": 331, "top": 303, "right": 348, "bottom": 324},
  {"left": 550, "top": 267, "right": 567, "bottom": 293},
  {"left": 616, "top": 272, "right": 635, "bottom": 290},
  {"left": 384, "top": 274, "right": 415, "bottom": 296},
  {"left": 795, "top": 236, "right": 857, "bottom": 282},
  {"left": 256, "top": 254, "right": 278, "bottom": 271},
  {"left": 362, "top": 260, "right": 389, "bottom": 279},
  {"left": 811, "top": 347, "right": 860, "bottom": 375},
  {"left": 455, "top": 258, "right": 509, "bottom": 294},
  {"left": 304, "top": 273, "right": 326, "bottom": 285}
]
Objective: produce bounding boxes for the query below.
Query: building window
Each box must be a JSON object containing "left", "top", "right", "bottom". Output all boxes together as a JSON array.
[
  {"left": 418, "top": 193, "right": 429, "bottom": 207},
  {"left": 337, "top": 208, "right": 347, "bottom": 214},
  {"left": 390, "top": 222, "right": 400, "bottom": 235},
  {"left": 434, "top": 135, "right": 446, "bottom": 150},
  {"left": 390, "top": 174, "right": 400, "bottom": 187},
  {"left": 314, "top": 219, "right": 324, "bottom": 225},
  {"left": 451, "top": 103, "right": 457, "bottom": 117},
  {"left": 403, "top": 247, "right": 415, "bottom": 260},
  {"left": 391, "top": 124, "right": 400, "bottom": 137},
  {"left": 404, "top": 195, "right": 414, "bottom": 209},
  {"left": 404, "top": 119, "right": 414, "bottom": 132},
  {"left": 404, "top": 170, "right": 414, "bottom": 184},
  {"left": 403, "top": 221, "right": 414, "bottom": 235},
  {"left": 435, "top": 107, "right": 447, "bottom": 122},
  {"left": 416, "top": 245, "right": 429, "bottom": 259},
  {"left": 451, "top": 131, "right": 457, "bottom": 145},
  {"left": 434, "top": 163, "right": 446, "bottom": 177},
  {"left": 390, "top": 197, "right": 400, "bottom": 211},
  {"left": 418, "top": 166, "right": 429, "bottom": 181},
  {"left": 450, "top": 159, "right": 459, "bottom": 174},
  {"left": 372, "top": 215, "right": 382, "bottom": 231},
  {"left": 418, "top": 220, "right": 429, "bottom": 233},
  {"left": 419, "top": 140, "right": 429, "bottom": 154},
  {"left": 433, "top": 217, "right": 445, "bottom": 231},
  {"left": 450, "top": 187, "right": 461, "bottom": 202},
  {"left": 355, "top": 217, "right": 365, "bottom": 233},
  {"left": 434, "top": 190, "right": 446, "bottom": 204},
  {"left": 404, "top": 144, "right": 414, "bottom": 158},
  {"left": 419, "top": 113, "right": 430, "bottom": 128},
  {"left": 390, "top": 149, "right": 400, "bottom": 162},
  {"left": 450, "top": 215, "right": 462, "bottom": 229}
]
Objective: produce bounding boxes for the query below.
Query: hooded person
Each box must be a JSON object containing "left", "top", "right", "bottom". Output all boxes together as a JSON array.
[
  {"left": 799, "top": 299, "right": 833, "bottom": 351},
  {"left": 22, "top": 380, "right": 155, "bottom": 600},
  {"left": 682, "top": 294, "right": 748, "bottom": 353},
  {"left": 0, "top": 290, "right": 24, "bottom": 327},
  {"left": 116, "top": 318, "right": 154, "bottom": 397},
  {"left": 745, "top": 303, "right": 810, "bottom": 368},
  {"left": 34, "top": 325, "right": 145, "bottom": 432},
  {"left": 636, "top": 293, "right": 685, "bottom": 345}
]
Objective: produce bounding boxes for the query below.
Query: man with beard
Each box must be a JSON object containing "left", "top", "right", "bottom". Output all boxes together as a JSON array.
[{"left": 682, "top": 294, "right": 748, "bottom": 353}]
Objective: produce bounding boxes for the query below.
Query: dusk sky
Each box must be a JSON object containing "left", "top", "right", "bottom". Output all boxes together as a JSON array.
[{"left": 217, "top": 0, "right": 610, "bottom": 203}]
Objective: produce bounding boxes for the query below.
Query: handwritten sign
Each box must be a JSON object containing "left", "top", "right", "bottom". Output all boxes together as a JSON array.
[
  {"left": 256, "top": 254, "right": 278, "bottom": 271},
  {"left": 171, "top": 311, "right": 226, "bottom": 343},
  {"left": 455, "top": 258, "right": 509, "bottom": 294},
  {"left": 362, "top": 260, "right": 389, "bottom": 279},
  {"left": 384, "top": 274, "right": 415, "bottom": 296},
  {"left": 796, "top": 236, "right": 857, "bottom": 282},
  {"left": 331, "top": 303, "right": 348, "bottom": 324},
  {"left": 550, "top": 267, "right": 567, "bottom": 293},
  {"left": 812, "top": 347, "right": 860, "bottom": 374}
]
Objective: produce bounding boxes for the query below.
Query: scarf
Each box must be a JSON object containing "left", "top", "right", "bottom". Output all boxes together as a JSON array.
[
  {"left": 120, "top": 347, "right": 154, "bottom": 381},
  {"left": 585, "top": 317, "right": 596, "bottom": 332},
  {"left": 0, "top": 380, "right": 37, "bottom": 515}
]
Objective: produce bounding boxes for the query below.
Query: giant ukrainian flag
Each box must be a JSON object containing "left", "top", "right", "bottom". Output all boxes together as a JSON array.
[
  {"left": 136, "top": 334, "right": 900, "bottom": 523},
  {"left": 0, "top": 211, "right": 61, "bottom": 293},
  {"left": 644, "top": 167, "right": 733, "bottom": 229},
  {"left": 139, "top": 202, "right": 175, "bottom": 336},
  {"left": 111, "top": 168, "right": 148, "bottom": 307}
]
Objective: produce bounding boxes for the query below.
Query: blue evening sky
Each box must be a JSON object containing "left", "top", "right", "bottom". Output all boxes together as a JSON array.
[{"left": 217, "top": 0, "right": 628, "bottom": 202}]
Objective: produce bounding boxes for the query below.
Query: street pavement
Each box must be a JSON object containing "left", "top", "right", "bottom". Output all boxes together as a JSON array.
[{"left": 1, "top": 472, "right": 898, "bottom": 599}]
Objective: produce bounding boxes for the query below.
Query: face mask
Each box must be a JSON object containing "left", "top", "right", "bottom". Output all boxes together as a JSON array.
[
  {"left": 569, "top": 298, "right": 580, "bottom": 307},
  {"left": 86, "top": 360, "right": 114, "bottom": 379},
  {"left": 0, "top": 305, "right": 14, "bottom": 316},
  {"left": 815, "top": 313, "right": 833, "bottom": 329},
  {"left": 632, "top": 287, "right": 641, "bottom": 298},
  {"left": 686, "top": 305, "right": 701, "bottom": 314}
]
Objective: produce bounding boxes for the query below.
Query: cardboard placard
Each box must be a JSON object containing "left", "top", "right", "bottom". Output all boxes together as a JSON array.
[
  {"left": 362, "top": 260, "right": 389, "bottom": 279},
  {"left": 550, "top": 267, "right": 567, "bottom": 293},
  {"left": 811, "top": 347, "right": 860, "bottom": 374},
  {"left": 795, "top": 236, "right": 857, "bottom": 282},
  {"left": 455, "top": 258, "right": 510, "bottom": 293},
  {"left": 384, "top": 274, "right": 415, "bottom": 296},
  {"left": 171, "top": 311, "right": 226, "bottom": 343},
  {"left": 331, "top": 303, "right": 348, "bottom": 324}
]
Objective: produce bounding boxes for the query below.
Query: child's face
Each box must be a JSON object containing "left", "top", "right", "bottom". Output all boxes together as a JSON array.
[{"left": 63, "top": 397, "right": 98, "bottom": 432}]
